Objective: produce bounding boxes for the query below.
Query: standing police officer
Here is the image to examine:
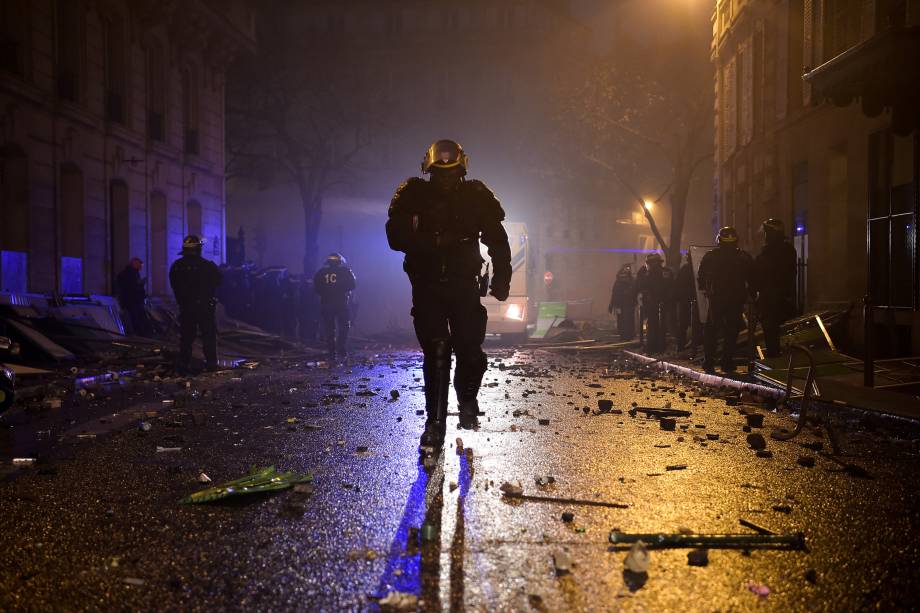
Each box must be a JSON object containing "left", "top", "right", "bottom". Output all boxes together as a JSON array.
[
  {"left": 608, "top": 264, "right": 637, "bottom": 341},
  {"left": 313, "top": 253, "right": 356, "bottom": 362},
  {"left": 697, "top": 226, "right": 754, "bottom": 374},
  {"left": 386, "top": 140, "right": 512, "bottom": 448},
  {"left": 674, "top": 253, "right": 696, "bottom": 351},
  {"left": 169, "top": 235, "right": 222, "bottom": 375},
  {"left": 636, "top": 252, "right": 673, "bottom": 354},
  {"left": 753, "top": 218, "right": 798, "bottom": 358}
]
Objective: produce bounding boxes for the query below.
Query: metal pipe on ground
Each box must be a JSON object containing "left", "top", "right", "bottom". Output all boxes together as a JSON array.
[{"left": 621, "top": 350, "right": 784, "bottom": 399}]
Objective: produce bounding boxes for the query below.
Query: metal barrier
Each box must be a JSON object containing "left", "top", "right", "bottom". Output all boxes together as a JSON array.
[{"left": 770, "top": 343, "right": 841, "bottom": 454}]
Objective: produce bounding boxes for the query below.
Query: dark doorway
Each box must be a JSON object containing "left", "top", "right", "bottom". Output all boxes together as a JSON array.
[
  {"left": 110, "top": 180, "right": 130, "bottom": 290},
  {"left": 150, "top": 192, "right": 168, "bottom": 295},
  {"left": 60, "top": 164, "right": 84, "bottom": 294}
]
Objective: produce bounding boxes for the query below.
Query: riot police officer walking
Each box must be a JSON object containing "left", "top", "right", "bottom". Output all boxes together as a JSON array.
[
  {"left": 636, "top": 252, "right": 673, "bottom": 354},
  {"left": 313, "top": 253, "right": 356, "bottom": 362},
  {"left": 169, "top": 235, "right": 222, "bottom": 375},
  {"left": 386, "top": 140, "right": 512, "bottom": 449},
  {"left": 608, "top": 264, "right": 637, "bottom": 341},
  {"left": 753, "top": 218, "right": 798, "bottom": 358},
  {"left": 697, "top": 226, "right": 754, "bottom": 374}
]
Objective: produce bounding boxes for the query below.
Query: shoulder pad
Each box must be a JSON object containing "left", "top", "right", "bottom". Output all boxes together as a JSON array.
[
  {"left": 464, "top": 179, "right": 497, "bottom": 198},
  {"left": 463, "top": 180, "right": 504, "bottom": 221},
  {"left": 392, "top": 177, "right": 426, "bottom": 199}
]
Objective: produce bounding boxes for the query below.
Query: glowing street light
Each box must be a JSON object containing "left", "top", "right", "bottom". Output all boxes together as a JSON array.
[{"left": 643, "top": 200, "right": 654, "bottom": 211}]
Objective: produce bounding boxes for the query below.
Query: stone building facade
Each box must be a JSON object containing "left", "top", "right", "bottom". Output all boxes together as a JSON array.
[
  {"left": 0, "top": 0, "right": 254, "bottom": 297},
  {"left": 712, "top": 0, "right": 919, "bottom": 354}
]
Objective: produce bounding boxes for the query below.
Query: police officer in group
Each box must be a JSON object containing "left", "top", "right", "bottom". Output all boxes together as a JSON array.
[
  {"left": 636, "top": 252, "right": 673, "bottom": 354},
  {"left": 674, "top": 253, "right": 696, "bottom": 351},
  {"left": 697, "top": 226, "right": 754, "bottom": 374},
  {"left": 169, "top": 235, "right": 222, "bottom": 375},
  {"left": 608, "top": 264, "right": 637, "bottom": 341},
  {"left": 115, "top": 257, "right": 151, "bottom": 336},
  {"left": 313, "top": 253, "right": 356, "bottom": 362},
  {"left": 753, "top": 218, "right": 798, "bottom": 358},
  {"left": 386, "top": 139, "right": 512, "bottom": 448}
]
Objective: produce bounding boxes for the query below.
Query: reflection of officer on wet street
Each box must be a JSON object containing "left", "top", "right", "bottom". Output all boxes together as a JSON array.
[
  {"left": 386, "top": 139, "right": 512, "bottom": 449},
  {"left": 697, "top": 227, "right": 754, "bottom": 374},
  {"left": 313, "top": 253, "right": 356, "bottom": 362},
  {"left": 753, "top": 218, "right": 798, "bottom": 358},
  {"left": 169, "top": 235, "right": 222, "bottom": 375},
  {"left": 636, "top": 252, "right": 673, "bottom": 354},
  {"left": 608, "top": 264, "right": 636, "bottom": 341}
]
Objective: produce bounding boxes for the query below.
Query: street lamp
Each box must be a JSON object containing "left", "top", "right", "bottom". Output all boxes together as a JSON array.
[{"left": 643, "top": 200, "right": 654, "bottom": 211}]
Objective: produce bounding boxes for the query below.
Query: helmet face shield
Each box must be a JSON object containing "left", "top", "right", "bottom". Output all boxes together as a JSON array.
[
  {"left": 422, "top": 139, "right": 468, "bottom": 174},
  {"left": 326, "top": 253, "right": 346, "bottom": 267},
  {"left": 717, "top": 226, "right": 739, "bottom": 245},
  {"left": 761, "top": 218, "right": 785, "bottom": 237},
  {"left": 180, "top": 234, "right": 204, "bottom": 254}
]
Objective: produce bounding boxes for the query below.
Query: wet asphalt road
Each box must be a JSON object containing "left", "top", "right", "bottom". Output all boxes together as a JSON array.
[{"left": 1, "top": 347, "right": 919, "bottom": 611}]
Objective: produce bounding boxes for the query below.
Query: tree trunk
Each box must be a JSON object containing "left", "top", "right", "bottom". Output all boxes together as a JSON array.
[
  {"left": 303, "top": 204, "right": 321, "bottom": 275},
  {"left": 666, "top": 170, "right": 692, "bottom": 271},
  {"left": 296, "top": 174, "right": 322, "bottom": 275}
]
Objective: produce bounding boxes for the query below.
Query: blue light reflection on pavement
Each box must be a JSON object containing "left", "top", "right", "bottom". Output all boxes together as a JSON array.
[{"left": 372, "top": 461, "right": 429, "bottom": 599}]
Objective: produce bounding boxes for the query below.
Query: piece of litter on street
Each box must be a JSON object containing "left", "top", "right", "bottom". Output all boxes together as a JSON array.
[
  {"left": 198, "top": 473, "right": 212, "bottom": 483},
  {"left": 687, "top": 548, "right": 709, "bottom": 566},
  {"left": 624, "top": 541, "right": 650, "bottom": 573},
  {"left": 666, "top": 464, "right": 687, "bottom": 471},
  {"left": 534, "top": 475, "right": 556, "bottom": 486},
  {"left": 76, "top": 433, "right": 97, "bottom": 439},
  {"left": 747, "top": 582, "right": 770, "bottom": 597},
  {"left": 12, "top": 458, "right": 36, "bottom": 465},
  {"left": 123, "top": 577, "right": 145, "bottom": 586},
  {"left": 180, "top": 465, "right": 313, "bottom": 504},
  {"left": 499, "top": 481, "right": 524, "bottom": 497},
  {"left": 553, "top": 551, "right": 572, "bottom": 575},
  {"left": 156, "top": 446, "right": 182, "bottom": 453},
  {"left": 378, "top": 591, "right": 418, "bottom": 610}
]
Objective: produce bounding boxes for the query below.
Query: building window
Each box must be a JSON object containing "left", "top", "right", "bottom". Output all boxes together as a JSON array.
[
  {"left": 385, "top": 9, "right": 402, "bottom": 35},
  {"left": 0, "top": 0, "right": 30, "bottom": 77},
  {"left": 60, "top": 164, "right": 84, "bottom": 294},
  {"left": 147, "top": 44, "right": 167, "bottom": 141},
  {"left": 0, "top": 145, "right": 29, "bottom": 291},
  {"left": 186, "top": 200, "right": 202, "bottom": 237},
  {"left": 182, "top": 67, "right": 200, "bottom": 155},
  {"left": 104, "top": 15, "right": 127, "bottom": 124},
  {"left": 56, "top": 0, "right": 82, "bottom": 103},
  {"left": 823, "top": 0, "right": 860, "bottom": 61},
  {"left": 868, "top": 130, "right": 918, "bottom": 309}
]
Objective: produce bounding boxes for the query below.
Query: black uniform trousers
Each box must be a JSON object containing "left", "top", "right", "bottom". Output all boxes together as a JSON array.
[
  {"left": 704, "top": 299, "right": 744, "bottom": 371},
  {"left": 411, "top": 277, "right": 488, "bottom": 399},
  {"left": 676, "top": 300, "right": 692, "bottom": 350},
  {"left": 645, "top": 302, "right": 666, "bottom": 354},
  {"left": 178, "top": 303, "right": 217, "bottom": 370},
  {"left": 616, "top": 306, "right": 635, "bottom": 341},
  {"left": 759, "top": 297, "right": 792, "bottom": 358},
  {"left": 320, "top": 303, "right": 350, "bottom": 356}
]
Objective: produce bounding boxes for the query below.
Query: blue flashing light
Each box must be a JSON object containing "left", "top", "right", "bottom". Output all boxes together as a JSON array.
[{"left": 796, "top": 225, "right": 805, "bottom": 233}]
